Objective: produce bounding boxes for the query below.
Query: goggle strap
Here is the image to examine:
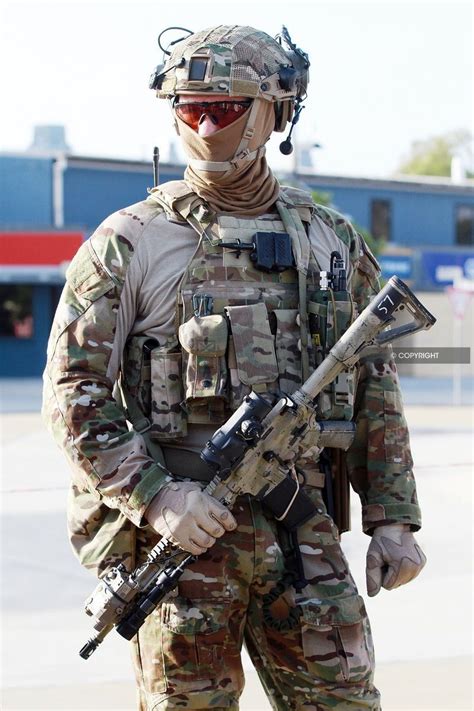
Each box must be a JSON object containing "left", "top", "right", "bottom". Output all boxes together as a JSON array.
[
  {"left": 208, "top": 99, "right": 263, "bottom": 178},
  {"left": 232, "top": 100, "right": 261, "bottom": 161}
]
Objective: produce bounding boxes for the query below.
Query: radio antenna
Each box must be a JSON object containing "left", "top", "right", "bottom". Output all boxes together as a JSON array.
[{"left": 153, "top": 146, "right": 160, "bottom": 187}]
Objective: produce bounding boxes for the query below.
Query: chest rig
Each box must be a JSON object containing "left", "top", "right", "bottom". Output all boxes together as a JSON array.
[{"left": 126, "top": 183, "right": 358, "bottom": 443}]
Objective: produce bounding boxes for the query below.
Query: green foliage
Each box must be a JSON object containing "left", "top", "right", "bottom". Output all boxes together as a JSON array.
[
  {"left": 355, "top": 224, "right": 385, "bottom": 257},
  {"left": 397, "top": 129, "right": 472, "bottom": 177},
  {"left": 311, "top": 189, "right": 332, "bottom": 207}
]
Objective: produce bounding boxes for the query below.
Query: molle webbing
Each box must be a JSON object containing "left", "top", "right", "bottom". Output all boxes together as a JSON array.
[
  {"left": 146, "top": 182, "right": 326, "bottom": 428},
  {"left": 275, "top": 197, "right": 311, "bottom": 381},
  {"left": 177, "top": 189, "right": 317, "bottom": 423}
]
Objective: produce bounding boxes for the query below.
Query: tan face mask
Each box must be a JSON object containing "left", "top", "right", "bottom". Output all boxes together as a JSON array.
[{"left": 177, "top": 98, "right": 280, "bottom": 216}]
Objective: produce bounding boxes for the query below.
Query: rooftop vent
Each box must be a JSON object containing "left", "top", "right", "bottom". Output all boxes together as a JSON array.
[{"left": 29, "top": 125, "right": 70, "bottom": 153}]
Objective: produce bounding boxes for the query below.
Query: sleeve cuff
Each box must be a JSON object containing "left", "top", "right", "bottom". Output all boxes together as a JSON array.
[
  {"left": 362, "top": 502, "right": 422, "bottom": 535},
  {"left": 114, "top": 462, "right": 171, "bottom": 528}
]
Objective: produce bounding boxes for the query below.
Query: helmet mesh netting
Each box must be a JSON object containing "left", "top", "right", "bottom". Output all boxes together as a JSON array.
[{"left": 176, "top": 25, "right": 288, "bottom": 84}]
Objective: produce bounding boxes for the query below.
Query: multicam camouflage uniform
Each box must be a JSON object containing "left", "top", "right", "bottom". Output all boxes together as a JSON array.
[{"left": 43, "top": 181, "right": 421, "bottom": 711}]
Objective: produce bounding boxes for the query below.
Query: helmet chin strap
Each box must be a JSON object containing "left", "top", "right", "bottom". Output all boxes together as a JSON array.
[{"left": 186, "top": 100, "right": 266, "bottom": 176}]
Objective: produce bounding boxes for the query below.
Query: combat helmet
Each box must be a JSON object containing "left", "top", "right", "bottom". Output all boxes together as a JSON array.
[{"left": 150, "top": 25, "right": 310, "bottom": 152}]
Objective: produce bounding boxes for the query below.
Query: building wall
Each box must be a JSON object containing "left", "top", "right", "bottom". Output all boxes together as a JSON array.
[
  {"left": 0, "top": 284, "right": 60, "bottom": 377},
  {"left": 0, "top": 156, "right": 53, "bottom": 227},
  {"left": 1, "top": 153, "right": 473, "bottom": 377},
  {"left": 2, "top": 154, "right": 472, "bottom": 244},
  {"left": 302, "top": 177, "right": 474, "bottom": 247},
  {"left": 64, "top": 165, "right": 182, "bottom": 231}
]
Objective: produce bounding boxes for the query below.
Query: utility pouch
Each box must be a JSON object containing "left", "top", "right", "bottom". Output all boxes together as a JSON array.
[
  {"left": 309, "top": 290, "right": 357, "bottom": 421},
  {"left": 272, "top": 309, "right": 301, "bottom": 394},
  {"left": 327, "top": 294, "right": 354, "bottom": 350},
  {"left": 308, "top": 300, "right": 327, "bottom": 368},
  {"left": 308, "top": 290, "right": 354, "bottom": 353},
  {"left": 226, "top": 303, "right": 279, "bottom": 404},
  {"left": 149, "top": 344, "right": 187, "bottom": 440},
  {"left": 261, "top": 477, "right": 316, "bottom": 531},
  {"left": 178, "top": 314, "right": 229, "bottom": 422},
  {"left": 121, "top": 335, "right": 156, "bottom": 419}
]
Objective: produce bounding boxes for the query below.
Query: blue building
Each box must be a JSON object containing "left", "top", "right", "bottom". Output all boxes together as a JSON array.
[
  {"left": 1, "top": 151, "right": 473, "bottom": 376},
  {"left": 290, "top": 170, "right": 474, "bottom": 290},
  {"left": 0, "top": 153, "right": 184, "bottom": 231},
  {"left": 293, "top": 171, "right": 474, "bottom": 248}
]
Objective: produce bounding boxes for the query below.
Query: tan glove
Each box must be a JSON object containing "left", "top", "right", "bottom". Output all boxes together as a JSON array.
[
  {"left": 366, "top": 523, "right": 427, "bottom": 597},
  {"left": 145, "top": 481, "right": 237, "bottom": 555}
]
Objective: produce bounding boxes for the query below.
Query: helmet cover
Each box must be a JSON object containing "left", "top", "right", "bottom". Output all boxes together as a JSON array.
[{"left": 153, "top": 25, "right": 306, "bottom": 103}]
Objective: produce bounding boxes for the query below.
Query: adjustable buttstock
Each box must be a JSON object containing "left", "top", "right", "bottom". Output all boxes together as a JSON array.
[{"left": 373, "top": 276, "right": 436, "bottom": 345}]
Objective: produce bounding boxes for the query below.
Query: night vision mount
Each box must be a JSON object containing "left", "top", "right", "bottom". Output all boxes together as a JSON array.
[{"left": 149, "top": 27, "right": 193, "bottom": 91}]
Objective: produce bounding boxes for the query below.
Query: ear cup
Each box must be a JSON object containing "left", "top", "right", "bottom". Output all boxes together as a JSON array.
[{"left": 274, "top": 100, "right": 294, "bottom": 133}]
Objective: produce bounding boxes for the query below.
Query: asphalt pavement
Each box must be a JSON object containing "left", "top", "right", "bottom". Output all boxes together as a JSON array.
[{"left": 1, "top": 378, "right": 473, "bottom": 710}]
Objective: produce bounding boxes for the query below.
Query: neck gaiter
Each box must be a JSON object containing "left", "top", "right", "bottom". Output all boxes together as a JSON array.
[{"left": 177, "top": 98, "right": 280, "bottom": 216}]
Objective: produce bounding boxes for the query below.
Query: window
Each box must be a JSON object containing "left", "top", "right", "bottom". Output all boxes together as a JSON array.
[
  {"left": 370, "top": 199, "right": 391, "bottom": 242},
  {"left": 456, "top": 205, "right": 474, "bottom": 246},
  {"left": 0, "top": 285, "right": 34, "bottom": 338}
]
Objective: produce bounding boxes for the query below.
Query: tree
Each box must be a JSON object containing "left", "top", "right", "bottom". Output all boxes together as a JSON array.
[{"left": 397, "top": 129, "right": 473, "bottom": 177}]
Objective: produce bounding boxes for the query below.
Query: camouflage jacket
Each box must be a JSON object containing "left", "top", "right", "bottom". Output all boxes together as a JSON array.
[{"left": 42, "top": 182, "right": 421, "bottom": 571}]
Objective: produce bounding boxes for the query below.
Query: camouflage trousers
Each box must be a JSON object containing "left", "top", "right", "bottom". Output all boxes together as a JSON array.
[{"left": 131, "top": 487, "right": 381, "bottom": 711}]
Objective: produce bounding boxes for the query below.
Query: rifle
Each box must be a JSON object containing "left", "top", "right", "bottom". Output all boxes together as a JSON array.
[{"left": 79, "top": 276, "right": 435, "bottom": 659}]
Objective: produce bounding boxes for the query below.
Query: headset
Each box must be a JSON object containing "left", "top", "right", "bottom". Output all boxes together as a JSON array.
[{"left": 275, "top": 26, "right": 310, "bottom": 154}]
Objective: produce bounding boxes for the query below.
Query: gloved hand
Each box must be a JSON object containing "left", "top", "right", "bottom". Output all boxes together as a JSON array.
[
  {"left": 366, "top": 523, "right": 427, "bottom": 597},
  {"left": 145, "top": 481, "right": 237, "bottom": 555}
]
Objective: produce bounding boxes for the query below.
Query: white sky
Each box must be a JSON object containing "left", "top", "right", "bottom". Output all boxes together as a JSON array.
[{"left": 0, "top": 0, "right": 472, "bottom": 177}]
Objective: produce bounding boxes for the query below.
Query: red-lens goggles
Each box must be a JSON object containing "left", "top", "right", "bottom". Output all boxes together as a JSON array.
[{"left": 174, "top": 100, "right": 252, "bottom": 130}]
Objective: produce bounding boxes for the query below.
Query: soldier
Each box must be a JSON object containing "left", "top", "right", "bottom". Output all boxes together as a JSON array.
[{"left": 43, "top": 25, "right": 426, "bottom": 711}]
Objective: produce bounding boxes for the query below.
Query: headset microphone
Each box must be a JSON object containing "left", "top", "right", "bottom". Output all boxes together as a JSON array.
[
  {"left": 279, "top": 102, "right": 305, "bottom": 155},
  {"left": 279, "top": 140, "right": 293, "bottom": 156}
]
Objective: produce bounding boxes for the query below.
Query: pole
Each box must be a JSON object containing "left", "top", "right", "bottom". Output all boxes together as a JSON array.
[{"left": 452, "top": 315, "right": 462, "bottom": 406}]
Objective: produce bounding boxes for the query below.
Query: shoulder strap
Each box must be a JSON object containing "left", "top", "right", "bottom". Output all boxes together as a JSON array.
[
  {"left": 148, "top": 181, "right": 216, "bottom": 240},
  {"left": 275, "top": 193, "right": 313, "bottom": 381},
  {"left": 115, "top": 379, "right": 168, "bottom": 467},
  {"left": 279, "top": 185, "right": 315, "bottom": 225},
  {"left": 148, "top": 181, "right": 201, "bottom": 220}
]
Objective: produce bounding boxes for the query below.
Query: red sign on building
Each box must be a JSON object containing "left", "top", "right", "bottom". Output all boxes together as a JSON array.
[{"left": 0, "top": 231, "right": 84, "bottom": 266}]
